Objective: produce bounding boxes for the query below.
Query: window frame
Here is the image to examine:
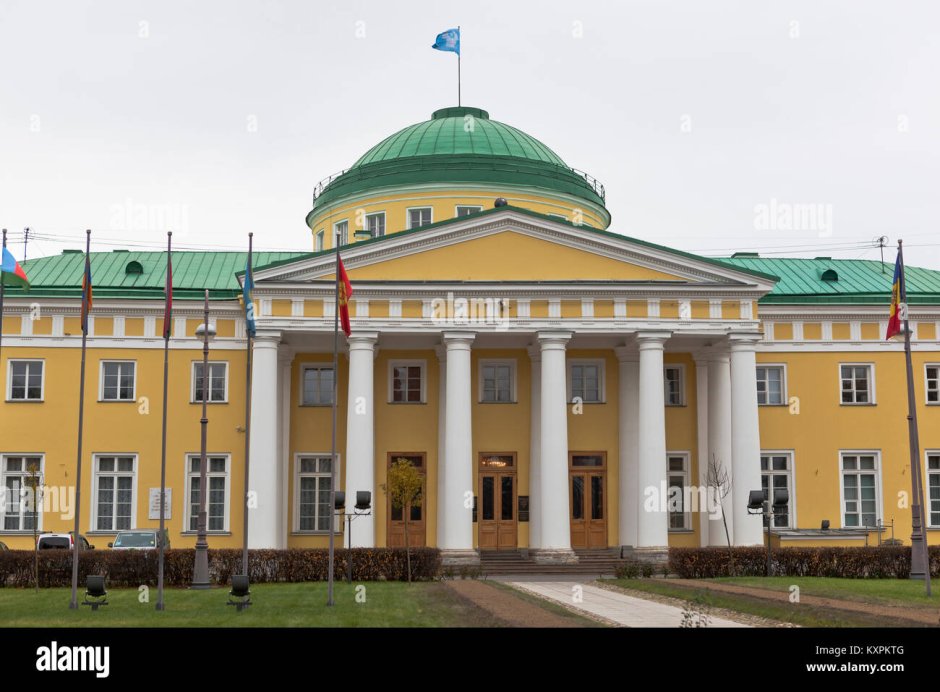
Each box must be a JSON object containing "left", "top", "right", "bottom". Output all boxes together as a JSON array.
[
  {"left": 90, "top": 454, "right": 138, "bottom": 533},
  {"left": 183, "top": 453, "right": 231, "bottom": 533},
  {"left": 0, "top": 454, "right": 45, "bottom": 533},
  {"left": 838, "top": 450, "right": 882, "bottom": 529},
  {"left": 98, "top": 360, "right": 137, "bottom": 402},
  {"left": 365, "top": 211, "right": 386, "bottom": 237},
  {"left": 756, "top": 363, "right": 788, "bottom": 406},
  {"left": 6, "top": 359, "right": 45, "bottom": 402},
  {"left": 760, "top": 450, "right": 795, "bottom": 528},
  {"left": 315, "top": 229, "right": 325, "bottom": 252},
  {"left": 299, "top": 364, "right": 335, "bottom": 407},
  {"left": 839, "top": 363, "right": 876, "bottom": 406},
  {"left": 406, "top": 206, "right": 433, "bottom": 230},
  {"left": 333, "top": 219, "right": 349, "bottom": 246},
  {"left": 293, "top": 453, "right": 341, "bottom": 534},
  {"left": 478, "top": 359, "right": 516, "bottom": 404},
  {"left": 663, "top": 364, "right": 685, "bottom": 407},
  {"left": 925, "top": 364, "right": 940, "bottom": 406},
  {"left": 926, "top": 450, "right": 940, "bottom": 529},
  {"left": 666, "top": 451, "right": 691, "bottom": 531},
  {"left": 191, "top": 361, "right": 229, "bottom": 404},
  {"left": 567, "top": 359, "right": 606, "bottom": 404},
  {"left": 388, "top": 359, "right": 427, "bottom": 404},
  {"left": 455, "top": 205, "right": 483, "bottom": 217}
]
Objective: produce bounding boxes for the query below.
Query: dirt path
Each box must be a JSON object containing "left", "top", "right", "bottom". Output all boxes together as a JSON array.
[
  {"left": 679, "top": 579, "right": 939, "bottom": 626},
  {"left": 443, "top": 579, "right": 593, "bottom": 627}
]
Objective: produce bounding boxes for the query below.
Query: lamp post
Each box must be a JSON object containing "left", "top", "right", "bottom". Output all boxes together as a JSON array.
[
  {"left": 191, "top": 290, "right": 216, "bottom": 589},
  {"left": 748, "top": 488, "right": 789, "bottom": 577},
  {"left": 343, "top": 491, "right": 372, "bottom": 583}
]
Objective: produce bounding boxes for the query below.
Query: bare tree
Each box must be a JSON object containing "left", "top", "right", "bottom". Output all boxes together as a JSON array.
[
  {"left": 705, "top": 453, "right": 735, "bottom": 573},
  {"left": 24, "top": 459, "right": 43, "bottom": 592}
]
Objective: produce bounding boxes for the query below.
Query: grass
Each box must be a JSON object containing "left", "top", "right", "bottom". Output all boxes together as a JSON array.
[
  {"left": 712, "top": 576, "right": 938, "bottom": 608},
  {"left": 0, "top": 582, "right": 505, "bottom": 627}
]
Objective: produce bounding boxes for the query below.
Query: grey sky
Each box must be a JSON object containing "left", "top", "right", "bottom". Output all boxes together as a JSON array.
[{"left": 1, "top": 0, "right": 938, "bottom": 268}]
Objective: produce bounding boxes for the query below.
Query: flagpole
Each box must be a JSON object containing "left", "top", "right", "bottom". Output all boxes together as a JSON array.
[
  {"left": 457, "top": 26, "right": 461, "bottom": 107},
  {"left": 69, "top": 229, "right": 91, "bottom": 610},
  {"left": 156, "top": 231, "right": 172, "bottom": 611},
  {"left": 898, "top": 239, "right": 932, "bottom": 594},
  {"left": 242, "top": 233, "right": 254, "bottom": 577},
  {"left": 0, "top": 229, "right": 7, "bottom": 362},
  {"left": 327, "top": 235, "right": 340, "bottom": 606}
]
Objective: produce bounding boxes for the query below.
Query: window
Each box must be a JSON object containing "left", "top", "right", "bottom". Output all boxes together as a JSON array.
[
  {"left": 456, "top": 205, "right": 483, "bottom": 217},
  {"left": 761, "top": 452, "right": 793, "bottom": 528},
  {"left": 547, "top": 213, "right": 568, "bottom": 221},
  {"left": 568, "top": 361, "right": 604, "bottom": 403},
  {"left": 407, "top": 207, "right": 432, "bottom": 229},
  {"left": 315, "top": 230, "right": 325, "bottom": 252},
  {"left": 100, "top": 361, "right": 136, "bottom": 401},
  {"left": 480, "top": 360, "right": 514, "bottom": 403},
  {"left": 192, "top": 362, "right": 227, "bottom": 403},
  {"left": 1, "top": 456, "right": 43, "bottom": 531},
  {"left": 927, "top": 453, "right": 940, "bottom": 528},
  {"left": 840, "top": 364, "right": 874, "bottom": 404},
  {"left": 757, "top": 366, "right": 786, "bottom": 405},
  {"left": 186, "top": 455, "right": 229, "bottom": 532},
  {"left": 366, "top": 212, "right": 385, "bottom": 237},
  {"left": 93, "top": 455, "right": 135, "bottom": 531},
  {"left": 7, "top": 360, "right": 43, "bottom": 401},
  {"left": 301, "top": 365, "right": 334, "bottom": 405},
  {"left": 334, "top": 220, "right": 348, "bottom": 246},
  {"left": 926, "top": 366, "right": 940, "bottom": 404},
  {"left": 390, "top": 361, "right": 425, "bottom": 403},
  {"left": 840, "top": 453, "right": 880, "bottom": 528},
  {"left": 295, "top": 455, "right": 336, "bottom": 532},
  {"left": 664, "top": 365, "right": 684, "bottom": 406},
  {"left": 667, "top": 454, "right": 690, "bottom": 530}
]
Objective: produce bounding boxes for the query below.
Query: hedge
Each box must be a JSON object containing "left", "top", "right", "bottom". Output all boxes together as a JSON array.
[
  {"left": 0, "top": 548, "right": 441, "bottom": 588},
  {"left": 669, "top": 546, "right": 940, "bottom": 579}
]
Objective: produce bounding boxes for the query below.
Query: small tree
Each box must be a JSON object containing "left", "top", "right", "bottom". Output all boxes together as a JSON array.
[
  {"left": 24, "top": 459, "right": 43, "bottom": 592},
  {"left": 382, "top": 458, "right": 423, "bottom": 583},
  {"left": 705, "top": 453, "right": 735, "bottom": 573}
]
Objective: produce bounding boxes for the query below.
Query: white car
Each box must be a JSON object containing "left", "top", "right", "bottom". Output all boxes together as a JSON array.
[{"left": 108, "top": 529, "right": 170, "bottom": 550}]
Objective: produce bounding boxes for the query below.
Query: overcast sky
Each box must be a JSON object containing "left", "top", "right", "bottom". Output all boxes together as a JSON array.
[{"left": 1, "top": 0, "right": 938, "bottom": 268}]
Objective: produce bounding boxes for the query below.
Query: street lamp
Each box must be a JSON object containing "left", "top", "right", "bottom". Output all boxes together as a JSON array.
[
  {"left": 191, "top": 290, "right": 217, "bottom": 589},
  {"left": 748, "top": 488, "right": 789, "bottom": 577},
  {"left": 335, "top": 491, "right": 372, "bottom": 583}
]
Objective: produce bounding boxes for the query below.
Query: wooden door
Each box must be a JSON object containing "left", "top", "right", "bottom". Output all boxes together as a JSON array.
[
  {"left": 478, "top": 453, "right": 517, "bottom": 550},
  {"left": 386, "top": 453, "right": 426, "bottom": 548},
  {"left": 569, "top": 452, "right": 607, "bottom": 549}
]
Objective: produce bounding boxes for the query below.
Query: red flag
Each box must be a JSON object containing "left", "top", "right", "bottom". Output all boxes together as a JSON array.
[
  {"left": 886, "top": 253, "right": 902, "bottom": 340},
  {"left": 80, "top": 252, "right": 93, "bottom": 334},
  {"left": 337, "top": 254, "right": 353, "bottom": 337}
]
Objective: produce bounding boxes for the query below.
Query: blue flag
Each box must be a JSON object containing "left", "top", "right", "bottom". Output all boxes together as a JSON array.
[
  {"left": 432, "top": 28, "right": 460, "bottom": 55},
  {"left": 243, "top": 256, "right": 256, "bottom": 338}
]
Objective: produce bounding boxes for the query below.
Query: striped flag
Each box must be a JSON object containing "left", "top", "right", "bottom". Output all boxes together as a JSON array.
[
  {"left": 81, "top": 251, "right": 93, "bottom": 334},
  {"left": 337, "top": 253, "right": 353, "bottom": 337},
  {"left": 1, "top": 246, "right": 29, "bottom": 288},
  {"left": 886, "top": 253, "right": 903, "bottom": 340}
]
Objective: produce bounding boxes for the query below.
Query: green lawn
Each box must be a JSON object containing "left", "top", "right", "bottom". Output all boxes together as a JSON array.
[
  {"left": 0, "top": 582, "right": 503, "bottom": 627},
  {"left": 713, "top": 576, "right": 938, "bottom": 608}
]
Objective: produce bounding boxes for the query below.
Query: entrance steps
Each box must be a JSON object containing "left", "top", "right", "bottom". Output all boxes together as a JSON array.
[{"left": 479, "top": 548, "right": 632, "bottom": 576}]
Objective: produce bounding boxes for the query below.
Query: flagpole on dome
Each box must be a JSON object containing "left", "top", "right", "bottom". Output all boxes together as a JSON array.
[
  {"left": 458, "top": 26, "right": 461, "bottom": 106},
  {"left": 156, "top": 231, "right": 173, "bottom": 611},
  {"left": 432, "top": 27, "right": 461, "bottom": 107}
]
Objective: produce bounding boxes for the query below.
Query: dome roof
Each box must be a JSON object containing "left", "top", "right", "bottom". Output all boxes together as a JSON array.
[{"left": 309, "top": 106, "right": 607, "bottom": 216}]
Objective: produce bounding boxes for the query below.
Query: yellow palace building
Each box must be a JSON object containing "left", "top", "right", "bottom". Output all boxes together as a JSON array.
[{"left": 3, "top": 105, "right": 940, "bottom": 563}]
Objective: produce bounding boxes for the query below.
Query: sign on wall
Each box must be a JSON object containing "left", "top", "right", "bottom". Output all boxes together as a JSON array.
[{"left": 148, "top": 488, "right": 172, "bottom": 520}]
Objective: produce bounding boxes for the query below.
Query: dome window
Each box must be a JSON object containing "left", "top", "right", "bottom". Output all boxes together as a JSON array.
[
  {"left": 125, "top": 260, "right": 144, "bottom": 275},
  {"left": 821, "top": 269, "right": 838, "bottom": 282}
]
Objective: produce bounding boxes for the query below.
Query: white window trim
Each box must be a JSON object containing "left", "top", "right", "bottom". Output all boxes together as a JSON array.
[
  {"left": 760, "top": 449, "right": 796, "bottom": 528},
  {"left": 388, "top": 359, "right": 427, "bottom": 404},
  {"left": 0, "top": 454, "right": 45, "bottom": 533},
  {"left": 925, "top": 450, "right": 940, "bottom": 529},
  {"left": 315, "top": 229, "right": 325, "bottom": 252},
  {"left": 98, "top": 360, "right": 137, "bottom": 402},
  {"left": 925, "top": 363, "right": 940, "bottom": 406},
  {"left": 664, "top": 364, "right": 685, "bottom": 407},
  {"left": 190, "top": 361, "right": 229, "bottom": 404},
  {"left": 838, "top": 362, "right": 876, "bottom": 406},
  {"left": 333, "top": 219, "right": 349, "bottom": 246},
  {"left": 90, "top": 453, "right": 138, "bottom": 533},
  {"left": 183, "top": 453, "right": 231, "bottom": 533},
  {"left": 406, "top": 206, "right": 433, "bottom": 230},
  {"left": 546, "top": 213, "right": 568, "bottom": 221},
  {"left": 838, "top": 450, "right": 882, "bottom": 529},
  {"left": 478, "top": 358, "right": 517, "bottom": 403},
  {"left": 756, "top": 363, "right": 788, "bottom": 407},
  {"left": 666, "top": 451, "right": 691, "bottom": 531},
  {"left": 455, "top": 204, "right": 483, "bottom": 217},
  {"left": 567, "top": 358, "right": 606, "bottom": 403},
  {"left": 292, "top": 452, "right": 342, "bottom": 533},
  {"left": 299, "top": 363, "right": 335, "bottom": 407},
  {"left": 365, "top": 211, "right": 386, "bottom": 237},
  {"left": 6, "top": 358, "right": 45, "bottom": 402}
]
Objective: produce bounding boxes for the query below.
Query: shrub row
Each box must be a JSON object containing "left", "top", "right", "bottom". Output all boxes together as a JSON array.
[
  {"left": 669, "top": 546, "right": 940, "bottom": 579},
  {"left": 0, "top": 548, "right": 441, "bottom": 587}
]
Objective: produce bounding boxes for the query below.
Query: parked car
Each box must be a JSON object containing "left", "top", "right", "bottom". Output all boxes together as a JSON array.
[
  {"left": 36, "top": 532, "right": 95, "bottom": 550},
  {"left": 108, "top": 529, "right": 170, "bottom": 550}
]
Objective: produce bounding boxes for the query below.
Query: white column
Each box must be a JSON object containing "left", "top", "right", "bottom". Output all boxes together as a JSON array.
[
  {"left": 730, "top": 333, "right": 764, "bottom": 546},
  {"left": 535, "top": 330, "right": 576, "bottom": 563},
  {"left": 441, "top": 331, "right": 477, "bottom": 562},
  {"left": 345, "top": 332, "right": 378, "bottom": 547},
  {"left": 707, "top": 349, "right": 734, "bottom": 546},
  {"left": 693, "top": 355, "right": 710, "bottom": 548},
  {"left": 277, "top": 349, "right": 293, "bottom": 549},
  {"left": 527, "top": 344, "right": 542, "bottom": 550},
  {"left": 615, "top": 347, "right": 639, "bottom": 549},
  {"left": 434, "top": 345, "right": 447, "bottom": 549},
  {"left": 248, "top": 333, "right": 281, "bottom": 548},
  {"left": 636, "top": 332, "right": 671, "bottom": 552}
]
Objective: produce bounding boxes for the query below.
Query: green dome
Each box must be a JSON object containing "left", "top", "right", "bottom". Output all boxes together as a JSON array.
[{"left": 309, "top": 107, "right": 607, "bottom": 216}]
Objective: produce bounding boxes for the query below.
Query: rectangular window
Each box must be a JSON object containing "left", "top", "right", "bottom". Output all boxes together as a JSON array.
[
  {"left": 315, "top": 230, "right": 325, "bottom": 252},
  {"left": 456, "top": 205, "right": 483, "bottom": 217},
  {"left": 8, "top": 360, "right": 44, "bottom": 401},
  {"left": 192, "top": 362, "right": 227, "bottom": 403},
  {"left": 761, "top": 452, "right": 793, "bottom": 528},
  {"left": 390, "top": 361, "right": 425, "bottom": 403},
  {"left": 407, "top": 207, "right": 432, "bottom": 229},
  {"left": 301, "top": 365, "right": 334, "bottom": 405},
  {"left": 1, "top": 456, "right": 43, "bottom": 531},
  {"left": 100, "top": 361, "right": 136, "bottom": 401},
  {"left": 756, "top": 365, "right": 785, "bottom": 405},
  {"left": 664, "top": 365, "right": 683, "bottom": 406},
  {"left": 93, "top": 455, "right": 135, "bottom": 531},
  {"left": 480, "top": 360, "right": 514, "bottom": 403},
  {"left": 366, "top": 212, "right": 386, "bottom": 237},
  {"left": 927, "top": 453, "right": 940, "bottom": 528},
  {"left": 840, "top": 452, "right": 880, "bottom": 528},
  {"left": 926, "top": 366, "right": 939, "bottom": 405},
  {"left": 840, "top": 364, "right": 874, "bottom": 404},
  {"left": 667, "top": 454, "right": 690, "bottom": 530},
  {"left": 569, "top": 361, "right": 603, "bottom": 403},
  {"left": 186, "top": 455, "right": 229, "bottom": 532},
  {"left": 334, "top": 220, "right": 348, "bottom": 246},
  {"left": 296, "top": 455, "right": 335, "bottom": 532}
]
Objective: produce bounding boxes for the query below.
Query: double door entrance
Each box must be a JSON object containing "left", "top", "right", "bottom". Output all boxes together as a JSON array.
[
  {"left": 569, "top": 452, "right": 607, "bottom": 549},
  {"left": 478, "top": 453, "right": 517, "bottom": 550}
]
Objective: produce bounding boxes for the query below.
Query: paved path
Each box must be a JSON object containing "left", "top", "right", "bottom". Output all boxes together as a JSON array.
[{"left": 494, "top": 576, "right": 750, "bottom": 627}]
